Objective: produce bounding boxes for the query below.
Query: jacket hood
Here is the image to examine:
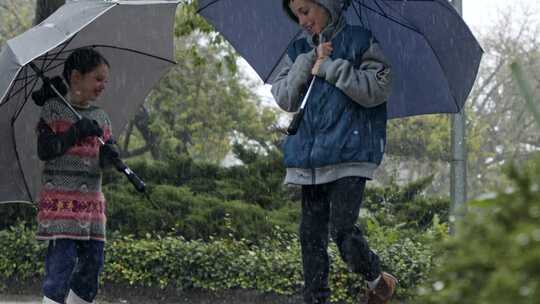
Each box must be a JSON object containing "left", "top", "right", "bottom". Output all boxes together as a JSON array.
[{"left": 282, "top": 0, "right": 346, "bottom": 44}]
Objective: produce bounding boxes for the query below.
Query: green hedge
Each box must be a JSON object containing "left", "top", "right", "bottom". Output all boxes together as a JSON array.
[
  {"left": 0, "top": 220, "right": 442, "bottom": 302},
  {"left": 105, "top": 183, "right": 300, "bottom": 240},
  {"left": 105, "top": 150, "right": 293, "bottom": 211},
  {"left": 0, "top": 150, "right": 450, "bottom": 302}
]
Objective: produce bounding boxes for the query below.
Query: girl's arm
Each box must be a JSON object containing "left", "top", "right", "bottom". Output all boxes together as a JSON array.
[
  {"left": 36, "top": 117, "right": 103, "bottom": 161},
  {"left": 36, "top": 118, "right": 78, "bottom": 161}
]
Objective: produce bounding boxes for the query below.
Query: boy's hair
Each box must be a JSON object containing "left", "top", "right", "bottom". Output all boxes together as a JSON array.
[
  {"left": 283, "top": 0, "right": 330, "bottom": 24},
  {"left": 283, "top": 0, "right": 300, "bottom": 23},
  {"left": 63, "top": 47, "right": 110, "bottom": 86}
]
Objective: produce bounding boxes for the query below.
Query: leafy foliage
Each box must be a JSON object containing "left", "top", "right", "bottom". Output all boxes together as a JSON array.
[
  {"left": 119, "top": 0, "right": 279, "bottom": 163},
  {"left": 0, "top": 221, "right": 443, "bottom": 302},
  {"left": 0, "top": 0, "right": 34, "bottom": 45},
  {"left": 418, "top": 154, "right": 540, "bottom": 303}
]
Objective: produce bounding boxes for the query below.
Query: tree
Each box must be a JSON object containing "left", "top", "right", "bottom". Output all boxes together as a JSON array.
[
  {"left": 34, "top": 0, "right": 64, "bottom": 25},
  {"left": 118, "top": 1, "right": 279, "bottom": 163},
  {"left": 0, "top": 0, "right": 34, "bottom": 45},
  {"left": 465, "top": 6, "right": 540, "bottom": 196}
]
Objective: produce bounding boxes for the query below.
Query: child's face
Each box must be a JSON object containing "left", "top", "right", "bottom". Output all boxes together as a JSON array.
[
  {"left": 72, "top": 63, "right": 109, "bottom": 103},
  {"left": 289, "top": 0, "right": 329, "bottom": 35}
]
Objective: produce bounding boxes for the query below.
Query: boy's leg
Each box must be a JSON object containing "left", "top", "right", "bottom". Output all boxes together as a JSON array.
[
  {"left": 300, "top": 184, "right": 331, "bottom": 304},
  {"left": 68, "top": 240, "right": 105, "bottom": 304},
  {"left": 43, "top": 239, "right": 77, "bottom": 303},
  {"left": 328, "top": 177, "right": 381, "bottom": 281},
  {"left": 328, "top": 177, "right": 397, "bottom": 303}
]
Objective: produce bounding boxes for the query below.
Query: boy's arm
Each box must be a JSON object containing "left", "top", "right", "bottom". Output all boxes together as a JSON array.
[
  {"left": 271, "top": 50, "right": 317, "bottom": 112},
  {"left": 314, "top": 40, "right": 392, "bottom": 108}
]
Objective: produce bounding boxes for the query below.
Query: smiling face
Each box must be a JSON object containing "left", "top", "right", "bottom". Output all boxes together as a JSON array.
[
  {"left": 70, "top": 63, "right": 109, "bottom": 105},
  {"left": 288, "top": 0, "right": 330, "bottom": 35}
]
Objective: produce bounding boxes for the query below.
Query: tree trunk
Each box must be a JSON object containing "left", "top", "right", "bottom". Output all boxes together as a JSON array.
[{"left": 34, "top": 0, "right": 65, "bottom": 25}]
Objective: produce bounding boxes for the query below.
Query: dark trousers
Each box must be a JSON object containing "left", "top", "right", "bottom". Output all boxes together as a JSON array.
[
  {"left": 300, "top": 177, "right": 380, "bottom": 303},
  {"left": 43, "top": 239, "right": 104, "bottom": 303}
]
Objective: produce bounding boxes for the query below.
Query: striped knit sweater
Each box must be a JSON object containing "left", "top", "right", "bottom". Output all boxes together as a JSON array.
[{"left": 36, "top": 97, "right": 112, "bottom": 242}]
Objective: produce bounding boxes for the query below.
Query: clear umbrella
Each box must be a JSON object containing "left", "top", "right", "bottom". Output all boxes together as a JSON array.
[{"left": 0, "top": 0, "right": 179, "bottom": 204}]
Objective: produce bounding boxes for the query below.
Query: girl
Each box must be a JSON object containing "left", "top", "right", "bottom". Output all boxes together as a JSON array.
[{"left": 35, "top": 47, "right": 118, "bottom": 304}]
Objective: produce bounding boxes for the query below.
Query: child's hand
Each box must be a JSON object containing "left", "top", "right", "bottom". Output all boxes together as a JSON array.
[
  {"left": 73, "top": 117, "right": 103, "bottom": 139},
  {"left": 312, "top": 58, "right": 325, "bottom": 75},
  {"left": 313, "top": 42, "right": 332, "bottom": 75},
  {"left": 316, "top": 42, "right": 333, "bottom": 60}
]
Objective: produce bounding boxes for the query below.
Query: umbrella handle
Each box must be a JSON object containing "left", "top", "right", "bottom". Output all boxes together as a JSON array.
[
  {"left": 286, "top": 107, "right": 304, "bottom": 136},
  {"left": 286, "top": 77, "right": 316, "bottom": 135},
  {"left": 111, "top": 158, "right": 146, "bottom": 193}
]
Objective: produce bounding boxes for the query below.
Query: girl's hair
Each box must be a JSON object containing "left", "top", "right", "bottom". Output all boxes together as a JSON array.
[{"left": 62, "top": 47, "right": 110, "bottom": 86}]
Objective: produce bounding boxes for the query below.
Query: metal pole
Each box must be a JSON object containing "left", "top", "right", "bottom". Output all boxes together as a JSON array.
[{"left": 449, "top": 0, "right": 467, "bottom": 234}]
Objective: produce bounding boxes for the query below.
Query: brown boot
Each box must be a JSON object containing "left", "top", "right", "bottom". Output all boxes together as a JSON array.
[{"left": 365, "top": 272, "right": 398, "bottom": 304}]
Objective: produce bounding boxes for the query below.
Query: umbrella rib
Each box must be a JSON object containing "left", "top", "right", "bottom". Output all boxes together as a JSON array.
[
  {"left": 372, "top": 0, "right": 389, "bottom": 18},
  {"left": 40, "top": 61, "right": 65, "bottom": 76},
  {"left": 43, "top": 44, "right": 176, "bottom": 65},
  {"left": 355, "top": 0, "right": 368, "bottom": 28},
  {"left": 356, "top": 0, "right": 463, "bottom": 111},
  {"left": 353, "top": 0, "right": 421, "bottom": 34},
  {"left": 197, "top": 0, "right": 220, "bottom": 13},
  {"left": 13, "top": 75, "right": 34, "bottom": 83},
  {"left": 14, "top": 73, "right": 40, "bottom": 121},
  {"left": 263, "top": 30, "right": 303, "bottom": 84},
  {"left": 43, "top": 35, "right": 77, "bottom": 72},
  {"left": 13, "top": 60, "right": 65, "bottom": 84},
  {"left": 4, "top": 76, "right": 37, "bottom": 103},
  {"left": 90, "top": 44, "right": 177, "bottom": 64}
]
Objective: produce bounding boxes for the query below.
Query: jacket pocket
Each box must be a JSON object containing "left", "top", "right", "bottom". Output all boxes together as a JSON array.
[{"left": 340, "top": 113, "right": 370, "bottom": 162}]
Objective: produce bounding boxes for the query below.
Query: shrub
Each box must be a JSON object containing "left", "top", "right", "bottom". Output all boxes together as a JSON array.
[
  {"left": 0, "top": 223, "right": 441, "bottom": 302},
  {"left": 418, "top": 154, "right": 540, "bottom": 303},
  {"left": 105, "top": 182, "right": 300, "bottom": 241}
]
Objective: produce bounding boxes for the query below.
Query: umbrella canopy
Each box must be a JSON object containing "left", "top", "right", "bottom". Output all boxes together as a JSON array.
[
  {"left": 0, "top": 0, "right": 179, "bottom": 204},
  {"left": 198, "top": 0, "right": 483, "bottom": 118}
]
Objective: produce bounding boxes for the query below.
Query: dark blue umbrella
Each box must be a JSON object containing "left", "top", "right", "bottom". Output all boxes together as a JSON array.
[{"left": 198, "top": 0, "right": 483, "bottom": 118}]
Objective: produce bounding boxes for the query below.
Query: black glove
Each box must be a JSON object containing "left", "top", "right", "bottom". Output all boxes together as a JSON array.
[
  {"left": 32, "top": 76, "right": 68, "bottom": 106},
  {"left": 72, "top": 117, "right": 103, "bottom": 139},
  {"left": 99, "top": 139, "right": 120, "bottom": 168}
]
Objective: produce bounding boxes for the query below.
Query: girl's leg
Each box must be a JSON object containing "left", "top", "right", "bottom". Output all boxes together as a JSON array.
[
  {"left": 43, "top": 239, "right": 77, "bottom": 303},
  {"left": 68, "top": 240, "right": 105, "bottom": 303}
]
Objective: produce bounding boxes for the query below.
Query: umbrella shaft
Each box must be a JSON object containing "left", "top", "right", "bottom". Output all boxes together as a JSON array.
[{"left": 299, "top": 77, "right": 316, "bottom": 110}]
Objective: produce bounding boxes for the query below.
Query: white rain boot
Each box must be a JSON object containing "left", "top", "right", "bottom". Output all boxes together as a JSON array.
[
  {"left": 42, "top": 296, "right": 62, "bottom": 304},
  {"left": 66, "top": 290, "right": 93, "bottom": 304}
]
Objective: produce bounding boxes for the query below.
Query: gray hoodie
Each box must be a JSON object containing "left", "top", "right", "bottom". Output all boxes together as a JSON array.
[{"left": 272, "top": 0, "right": 393, "bottom": 184}]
